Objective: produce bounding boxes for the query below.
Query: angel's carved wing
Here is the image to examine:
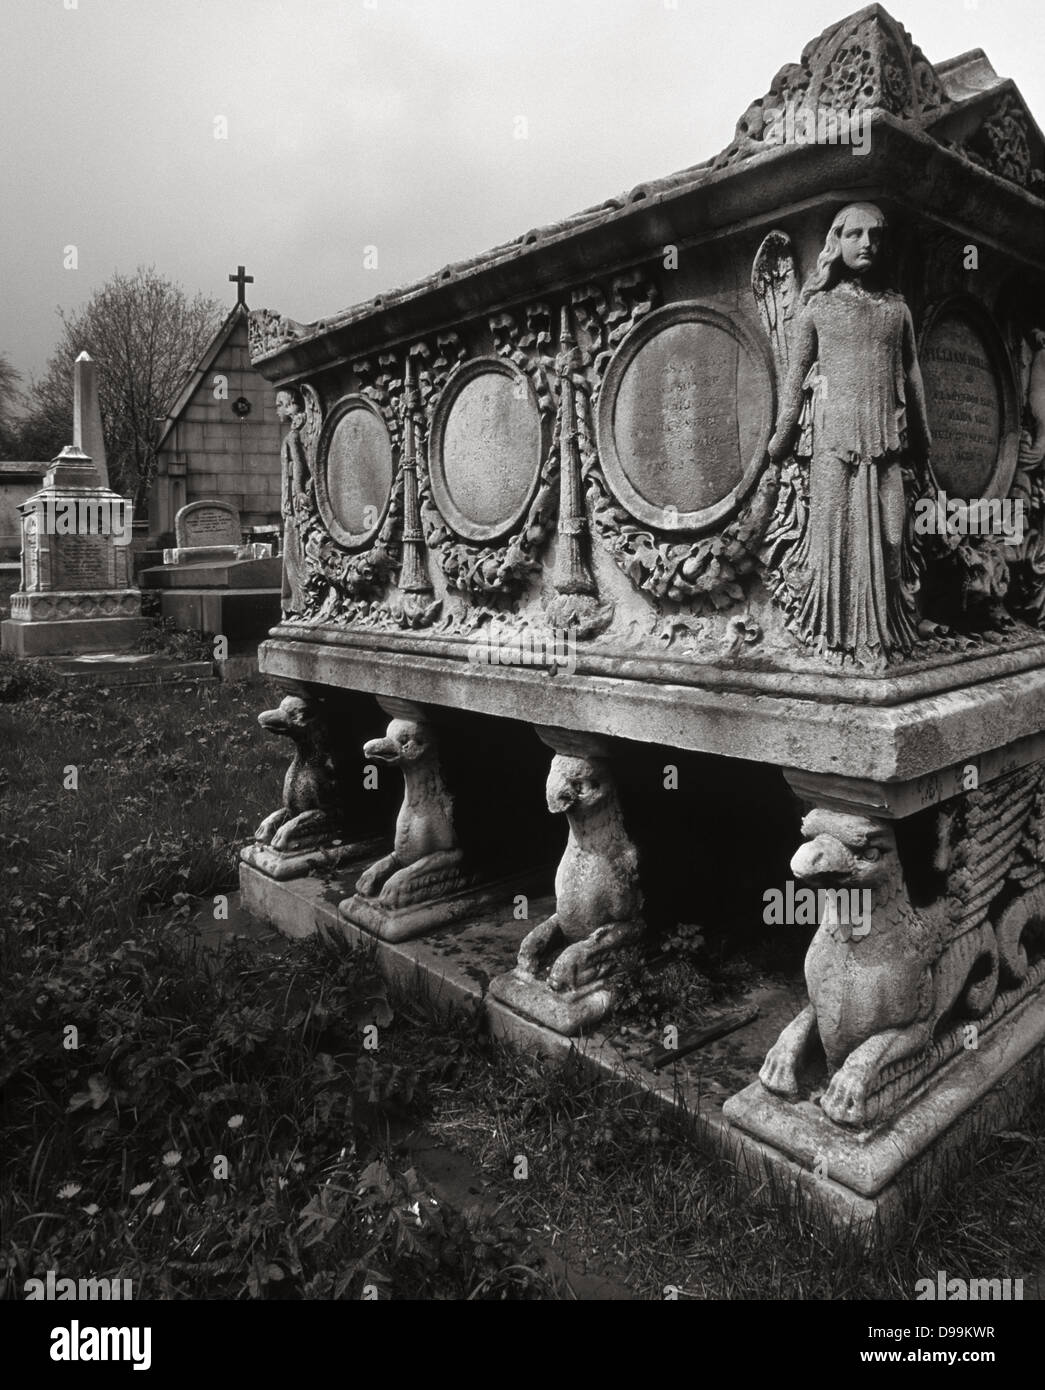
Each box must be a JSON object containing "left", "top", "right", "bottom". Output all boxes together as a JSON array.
[
  {"left": 300, "top": 384, "right": 323, "bottom": 470},
  {"left": 751, "top": 230, "right": 799, "bottom": 384}
]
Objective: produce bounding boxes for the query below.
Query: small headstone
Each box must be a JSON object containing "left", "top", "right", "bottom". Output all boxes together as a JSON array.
[
  {"left": 141, "top": 497, "right": 280, "bottom": 640},
  {"left": 176, "top": 500, "right": 242, "bottom": 549},
  {"left": 163, "top": 500, "right": 270, "bottom": 564}
]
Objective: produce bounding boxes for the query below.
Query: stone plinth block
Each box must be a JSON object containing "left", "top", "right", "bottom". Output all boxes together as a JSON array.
[
  {"left": 2, "top": 614, "right": 149, "bottom": 657},
  {"left": 240, "top": 835, "right": 383, "bottom": 884},
  {"left": 155, "top": 589, "right": 280, "bottom": 641},
  {"left": 9, "top": 589, "right": 142, "bottom": 622},
  {"left": 724, "top": 976, "right": 1045, "bottom": 1200},
  {"left": 340, "top": 868, "right": 545, "bottom": 944},
  {"left": 141, "top": 556, "right": 281, "bottom": 589},
  {"left": 488, "top": 970, "right": 615, "bottom": 1036},
  {"left": 163, "top": 545, "right": 242, "bottom": 566}
]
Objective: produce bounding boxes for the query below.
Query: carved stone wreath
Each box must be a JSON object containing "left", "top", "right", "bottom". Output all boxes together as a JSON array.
[
  {"left": 575, "top": 272, "right": 779, "bottom": 612},
  {"left": 415, "top": 307, "right": 561, "bottom": 601},
  {"left": 288, "top": 371, "right": 403, "bottom": 621}
]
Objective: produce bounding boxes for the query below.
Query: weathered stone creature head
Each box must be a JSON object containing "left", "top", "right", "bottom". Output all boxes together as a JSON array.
[
  {"left": 954, "top": 536, "right": 1011, "bottom": 606},
  {"left": 546, "top": 754, "right": 612, "bottom": 817},
  {"left": 363, "top": 718, "right": 433, "bottom": 769},
  {"left": 258, "top": 695, "right": 327, "bottom": 750},
  {"left": 791, "top": 809, "right": 897, "bottom": 890}
]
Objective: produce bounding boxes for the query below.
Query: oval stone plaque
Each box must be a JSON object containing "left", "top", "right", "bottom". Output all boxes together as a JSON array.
[
  {"left": 429, "top": 359, "right": 544, "bottom": 542},
  {"left": 597, "top": 302, "right": 774, "bottom": 533},
  {"left": 920, "top": 299, "right": 1018, "bottom": 501},
  {"left": 315, "top": 396, "right": 395, "bottom": 550}
]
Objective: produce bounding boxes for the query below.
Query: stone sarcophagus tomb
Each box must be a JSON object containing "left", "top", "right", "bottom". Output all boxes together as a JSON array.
[{"left": 242, "top": 5, "right": 1045, "bottom": 1236}]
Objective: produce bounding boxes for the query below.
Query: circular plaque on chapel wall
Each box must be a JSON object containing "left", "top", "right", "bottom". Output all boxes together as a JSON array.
[
  {"left": 428, "top": 358, "right": 546, "bottom": 543},
  {"left": 919, "top": 297, "right": 1019, "bottom": 501},
  {"left": 596, "top": 302, "right": 775, "bottom": 533},
  {"left": 315, "top": 395, "right": 395, "bottom": 550}
]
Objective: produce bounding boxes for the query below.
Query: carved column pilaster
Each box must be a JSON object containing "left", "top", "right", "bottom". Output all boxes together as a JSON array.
[
  {"left": 397, "top": 359, "right": 432, "bottom": 596},
  {"left": 553, "top": 308, "right": 597, "bottom": 599}
]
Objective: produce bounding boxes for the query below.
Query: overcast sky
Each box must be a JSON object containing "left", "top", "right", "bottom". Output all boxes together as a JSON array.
[{"left": 2, "top": 0, "right": 1042, "bottom": 388}]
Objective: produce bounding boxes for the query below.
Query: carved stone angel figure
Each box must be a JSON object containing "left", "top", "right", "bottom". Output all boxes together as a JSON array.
[
  {"left": 275, "top": 387, "right": 312, "bottom": 618},
  {"left": 766, "top": 203, "right": 932, "bottom": 661}
]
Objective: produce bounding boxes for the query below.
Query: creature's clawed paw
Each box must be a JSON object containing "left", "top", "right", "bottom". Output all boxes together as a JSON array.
[
  {"left": 517, "top": 918, "right": 564, "bottom": 978},
  {"left": 356, "top": 855, "right": 394, "bottom": 898},
  {"left": 759, "top": 1043, "right": 800, "bottom": 1099},
  {"left": 356, "top": 869, "right": 380, "bottom": 897},
  {"left": 255, "top": 809, "right": 288, "bottom": 845},
  {"left": 271, "top": 822, "right": 301, "bottom": 852},
  {"left": 820, "top": 1069, "right": 869, "bottom": 1127},
  {"left": 378, "top": 868, "right": 411, "bottom": 907},
  {"left": 548, "top": 937, "right": 613, "bottom": 993}
]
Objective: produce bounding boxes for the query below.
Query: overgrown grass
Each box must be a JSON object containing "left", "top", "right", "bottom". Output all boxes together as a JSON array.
[
  {"left": 386, "top": 998, "right": 1045, "bottom": 1300},
  {"left": 0, "top": 665, "right": 548, "bottom": 1299},
  {"left": 133, "top": 614, "right": 214, "bottom": 663}
]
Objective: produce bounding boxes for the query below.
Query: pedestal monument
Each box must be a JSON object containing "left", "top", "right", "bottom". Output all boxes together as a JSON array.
[{"left": 1, "top": 354, "right": 147, "bottom": 657}]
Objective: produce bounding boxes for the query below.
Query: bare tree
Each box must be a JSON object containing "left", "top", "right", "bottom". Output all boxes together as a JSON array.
[
  {"left": 0, "top": 352, "right": 23, "bottom": 457},
  {"left": 18, "top": 267, "right": 224, "bottom": 505}
]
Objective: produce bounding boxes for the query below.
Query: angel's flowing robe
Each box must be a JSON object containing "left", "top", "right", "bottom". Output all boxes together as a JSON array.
[
  {"left": 776, "top": 282, "right": 926, "bottom": 659},
  {"left": 280, "top": 426, "right": 308, "bottom": 617}
]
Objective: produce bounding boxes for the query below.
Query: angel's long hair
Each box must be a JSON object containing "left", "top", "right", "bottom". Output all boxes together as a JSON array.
[
  {"left": 275, "top": 386, "right": 306, "bottom": 432},
  {"left": 800, "top": 202, "right": 886, "bottom": 303}
]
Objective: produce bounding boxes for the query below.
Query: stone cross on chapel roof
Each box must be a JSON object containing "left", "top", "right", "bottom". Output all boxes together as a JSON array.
[{"left": 228, "top": 265, "right": 253, "bottom": 307}]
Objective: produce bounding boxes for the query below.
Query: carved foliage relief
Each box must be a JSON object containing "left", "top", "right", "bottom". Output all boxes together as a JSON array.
[
  {"left": 274, "top": 273, "right": 788, "bottom": 630},
  {"left": 583, "top": 279, "right": 779, "bottom": 611},
  {"left": 416, "top": 312, "right": 560, "bottom": 601},
  {"left": 272, "top": 245, "right": 1045, "bottom": 660}
]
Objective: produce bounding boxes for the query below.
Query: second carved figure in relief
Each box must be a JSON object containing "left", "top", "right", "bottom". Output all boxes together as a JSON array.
[{"left": 768, "top": 202, "right": 933, "bottom": 662}]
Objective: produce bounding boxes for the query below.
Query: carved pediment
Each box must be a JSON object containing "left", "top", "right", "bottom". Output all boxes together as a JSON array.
[
  {"left": 713, "top": 3, "right": 949, "bottom": 169},
  {"left": 932, "top": 87, "right": 1045, "bottom": 196},
  {"left": 712, "top": 4, "right": 1044, "bottom": 198},
  {"left": 249, "top": 309, "right": 316, "bottom": 363}
]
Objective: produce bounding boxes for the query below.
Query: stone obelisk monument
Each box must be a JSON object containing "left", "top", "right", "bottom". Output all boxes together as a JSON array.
[
  {"left": 1, "top": 353, "right": 147, "bottom": 656},
  {"left": 72, "top": 351, "right": 109, "bottom": 489}
]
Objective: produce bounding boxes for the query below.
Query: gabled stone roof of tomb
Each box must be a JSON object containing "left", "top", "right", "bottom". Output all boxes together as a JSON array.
[
  {"left": 156, "top": 301, "right": 248, "bottom": 453},
  {"left": 249, "top": 3, "right": 1044, "bottom": 370}
]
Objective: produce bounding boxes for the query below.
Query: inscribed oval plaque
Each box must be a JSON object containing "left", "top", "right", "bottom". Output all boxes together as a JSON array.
[
  {"left": 315, "top": 395, "right": 394, "bottom": 550},
  {"left": 429, "top": 359, "right": 544, "bottom": 542},
  {"left": 597, "top": 302, "right": 774, "bottom": 533},
  {"left": 920, "top": 300, "right": 1017, "bottom": 501}
]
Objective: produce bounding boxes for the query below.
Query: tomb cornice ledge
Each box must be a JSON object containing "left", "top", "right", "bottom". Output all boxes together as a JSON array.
[
  {"left": 257, "top": 633, "right": 1045, "bottom": 789},
  {"left": 251, "top": 115, "right": 1043, "bottom": 387}
]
